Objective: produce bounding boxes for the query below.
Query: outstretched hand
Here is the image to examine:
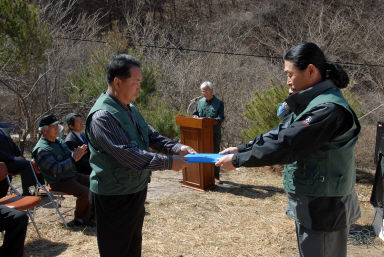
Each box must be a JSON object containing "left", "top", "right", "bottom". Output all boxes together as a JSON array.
[
  {"left": 179, "top": 145, "right": 197, "bottom": 156},
  {"left": 171, "top": 155, "right": 191, "bottom": 171},
  {"left": 215, "top": 153, "right": 235, "bottom": 170},
  {"left": 219, "top": 147, "right": 238, "bottom": 155}
]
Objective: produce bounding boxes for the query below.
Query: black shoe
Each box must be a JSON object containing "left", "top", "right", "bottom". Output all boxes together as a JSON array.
[
  {"left": 72, "top": 218, "right": 96, "bottom": 227},
  {"left": 22, "top": 191, "right": 32, "bottom": 196}
]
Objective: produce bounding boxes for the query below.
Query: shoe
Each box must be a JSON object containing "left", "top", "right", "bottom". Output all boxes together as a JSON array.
[
  {"left": 22, "top": 191, "right": 32, "bottom": 196},
  {"left": 72, "top": 218, "right": 96, "bottom": 227},
  {"left": 215, "top": 179, "right": 223, "bottom": 185}
]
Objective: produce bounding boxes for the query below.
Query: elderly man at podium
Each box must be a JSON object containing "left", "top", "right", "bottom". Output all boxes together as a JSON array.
[
  {"left": 86, "top": 54, "right": 196, "bottom": 257},
  {"left": 192, "top": 81, "right": 224, "bottom": 184}
]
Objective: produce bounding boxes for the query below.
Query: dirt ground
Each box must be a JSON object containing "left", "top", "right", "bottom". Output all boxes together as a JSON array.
[{"left": 16, "top": 166, "right": 384, "bottom": 256}]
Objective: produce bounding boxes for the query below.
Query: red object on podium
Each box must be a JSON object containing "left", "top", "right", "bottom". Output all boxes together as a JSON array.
[{"left": 176, "top": 116, "right": 218, "bottom": 191}]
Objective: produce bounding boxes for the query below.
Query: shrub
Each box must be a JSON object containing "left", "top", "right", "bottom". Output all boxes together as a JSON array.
[
  {"left": 139, "top": 95, "right": 181, "bottom": 140},
  {"left": 242, "top": 80, "right": 288, "bottom": 141},
  {"left": 242, "top": 80, "right": 363, "bottom": 141},
  {"left": 67, "top": 22, "right": 179, "bottom": 138}
]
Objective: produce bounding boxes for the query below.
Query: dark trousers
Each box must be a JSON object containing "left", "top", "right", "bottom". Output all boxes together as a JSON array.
[
  {"left": 0, "top": 159, "right": 45, "bottom": 197},
  {"left": 50, "top": 173, "right": 91, "bottom": 220},
  {"left": 213, "top": 133, "right": 221, "bottom": 179},
  {"left": 94, "top": 187, "right": 147, "bottom": 257},
  {"left": 0, "top": 205, "right": 28, "bottom": 257},
  {"left": 0, "top": 180, "right": 9, "bottom": 198},
  {"left": 295, "top": 222, "right": 349, "bottom": 257}
]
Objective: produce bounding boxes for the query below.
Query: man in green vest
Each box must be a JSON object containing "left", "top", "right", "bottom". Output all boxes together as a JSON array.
[
  {"left": 32, "top": 114, "right": 94, "bottom": 227},
  {"left": 216, "top": 43, "right": 361, "bottom": 257},
  {"left": 192, "top": 81, "right": 224, "bottom": 184},
  {"left": 86, "top": 54, "right": 196, "bottom": 257}
]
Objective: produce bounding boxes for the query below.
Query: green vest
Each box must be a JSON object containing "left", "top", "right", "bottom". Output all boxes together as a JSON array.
[
  {"left": 283, "top": 87, "right": 360, "bottom": 196},
  {"left": 86, "top": 93, "right": 151, "bottom": 195},
  {"left": 196, "top": 95, "right": 223, "bottom": 136},
  {"left": 32, "top": 138, "right": 75, "bottom": 184}
]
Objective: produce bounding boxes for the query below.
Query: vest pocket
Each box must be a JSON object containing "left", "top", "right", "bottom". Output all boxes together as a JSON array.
[
  {"left": 292, "top": 160, "right": 320, "bottom": 185},
  {"left": 112, "top": 168, "right": 140, "bottom": 185}
]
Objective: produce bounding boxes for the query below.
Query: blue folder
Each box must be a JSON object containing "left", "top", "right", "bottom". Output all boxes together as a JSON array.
[{"left": 184, "top": 153, "right": 225, "bottom": 163}]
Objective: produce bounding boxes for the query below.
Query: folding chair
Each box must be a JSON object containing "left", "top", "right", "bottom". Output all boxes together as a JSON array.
[
  {"left": 0, "top": 162, "right": 42, "bottom": 238},
  {"left": 29, "top": 160, "right": 69, "bottom": 228}
]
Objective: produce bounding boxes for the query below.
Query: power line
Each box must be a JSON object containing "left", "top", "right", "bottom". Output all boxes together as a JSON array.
[
  {"left": 358, "top": 104, "right": 384, "bottom": 120},
  {"left": 58, "top": 37, "right": 106, "bottom": 44},
  {"left": 56, "top": 37, "right": 384, "bottom": 68},
  {"left": 140, "top": 44, "right": 282, "bottom": 59}
]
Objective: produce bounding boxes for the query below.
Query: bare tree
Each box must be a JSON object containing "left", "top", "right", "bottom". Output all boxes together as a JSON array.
[{"left": 0, "top": 0, "right": 103, "bottom": 152}]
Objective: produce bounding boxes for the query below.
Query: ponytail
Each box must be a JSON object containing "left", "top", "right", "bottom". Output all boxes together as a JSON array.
[
  {"left": 325, "top": 63, "right": 349, "bottom": 89},
  {"left": 284, "top": 43, "right": 350, "bottom": 89}
]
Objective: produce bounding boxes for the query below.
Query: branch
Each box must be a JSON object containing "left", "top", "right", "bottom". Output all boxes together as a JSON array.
[
  {"left": 33, "top": 101, "right": 85, "bottom": 125},
  {"left": 24, "top": 67, "right": 52, "bottom": 99},
  {"left": 0, "top": 78, "right": 24, "bottom": 99}
]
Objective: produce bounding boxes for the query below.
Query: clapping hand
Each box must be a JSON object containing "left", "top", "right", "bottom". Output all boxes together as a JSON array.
[{"left": 73, "top": 144, "right": 87, "bottom": 162}]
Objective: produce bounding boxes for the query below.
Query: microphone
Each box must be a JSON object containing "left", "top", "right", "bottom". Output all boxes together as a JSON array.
[
  {"left": 187, "top": 96, "right": 202, "bottom": 114},
  {"left": 190, "top": 96, "right": 202, "bottom": 102}
]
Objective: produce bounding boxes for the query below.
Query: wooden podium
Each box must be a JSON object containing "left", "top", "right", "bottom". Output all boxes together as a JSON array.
[{"left": 176, "top": 115, "right": 218, "bottom": 191}]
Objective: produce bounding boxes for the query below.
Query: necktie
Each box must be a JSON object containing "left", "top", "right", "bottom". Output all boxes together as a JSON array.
[{"left": 80, "top": 133, "right": 88, "bottom": 145}]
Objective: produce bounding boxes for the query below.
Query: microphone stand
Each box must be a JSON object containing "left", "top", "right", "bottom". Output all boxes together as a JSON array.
[{"left": 186, "top": 96, "right": 201, "bottom": 115}]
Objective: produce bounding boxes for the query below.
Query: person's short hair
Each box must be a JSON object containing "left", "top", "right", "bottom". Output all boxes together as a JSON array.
[
  {"left": 106, "top": 54, "right": 141, "bottom": 85},
  {"left": 200, "top": 81, "right": 213, "bottom": 90},
  {"left": 38, "top": 125, "right": 48, "bottom": 133},
  {"left": 38, "top": 114, "right": 61, "bottom": 128},
  {"left": 66, "top": 113, "right": 81, "bottom": 127}
]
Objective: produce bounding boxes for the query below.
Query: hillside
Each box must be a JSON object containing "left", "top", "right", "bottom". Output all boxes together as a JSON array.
[
  {"left": 2, "top": 0, "right": 384, "bottom": 149},
  {"left": 2, "top": 1, "right": 384, "bottom": 256}
]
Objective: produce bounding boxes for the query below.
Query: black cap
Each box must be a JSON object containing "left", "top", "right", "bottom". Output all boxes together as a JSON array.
[{"left": 38, "top": 114, "right": 61, "bottom": 128}]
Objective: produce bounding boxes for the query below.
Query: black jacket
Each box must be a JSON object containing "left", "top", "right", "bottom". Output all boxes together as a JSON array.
[
  {"left": 65, "top": 130, "right": 92, "bottom": 175},
  {"left": 233, "top": 82, "right": 354, "bottom": 167},
  {"left": 0, "top": 128, "right": 41, "bottom": 196},
  {"left": 371, "top": 153, "right": 384, "bottom": 208},
  {"left": 0, "top": 128, "right": 21, "bottom": 163}
]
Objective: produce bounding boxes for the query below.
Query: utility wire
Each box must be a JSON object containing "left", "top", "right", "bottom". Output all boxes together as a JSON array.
[
  {"left": 139, "top": 44, "right": 281, "bottom": 59},
  {"left": 359, "top": 104, "right": 384, "bottom": 120},
  {"left": 55, "top": 37, "right": 384, "bottom": 68},
  {"left": 58, "top": 36, "right": 384, "bottom": 120}
]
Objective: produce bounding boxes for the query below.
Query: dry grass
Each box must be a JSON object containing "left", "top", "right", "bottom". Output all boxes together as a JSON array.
[
  {"left": 12, "top": 121, "right": 384, "bottom": 256},
  {"left": 18, "top": 165, "right": 384, "bottom": 257}
]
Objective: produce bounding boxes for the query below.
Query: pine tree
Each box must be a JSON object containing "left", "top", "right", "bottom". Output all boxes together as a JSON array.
[
  {"left": 242, "top": 80, "right": 288, "bottom": 141},
  {"left": 67, "top": 22, "right": 180, "bottom": 139},
  {"left": 0, "top": 0, "right": 52, "bottom": 153},
  {"left": 242, "top": 80, "right": 362, "bottom": 142}
]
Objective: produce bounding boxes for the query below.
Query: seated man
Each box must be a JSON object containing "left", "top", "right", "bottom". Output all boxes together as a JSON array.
[
  {"left": 0, "top": 205, "right": 28, "bottom": 257},
  {"left": 65, "top": 113, "right": 92, "bottom": 175},
  {"left": 32, "top": 114, "right": 94, "bottom": 227},
  {"left": 0, "top": 126, "right": 44, "bottom": 196}
]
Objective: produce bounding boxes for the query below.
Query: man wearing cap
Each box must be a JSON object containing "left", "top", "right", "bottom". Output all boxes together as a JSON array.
[
  {"left": 65, "top": 113, "right": 91, "bottom": 175},
  {"left": 192, "top": 81, "right": 224, "bottom": 184},
  {"left": 86, "top": 54, "right": 196, "bottom": 257},
  {"left": 32, "top": 114, "right": 94, "bottom": 227}
]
